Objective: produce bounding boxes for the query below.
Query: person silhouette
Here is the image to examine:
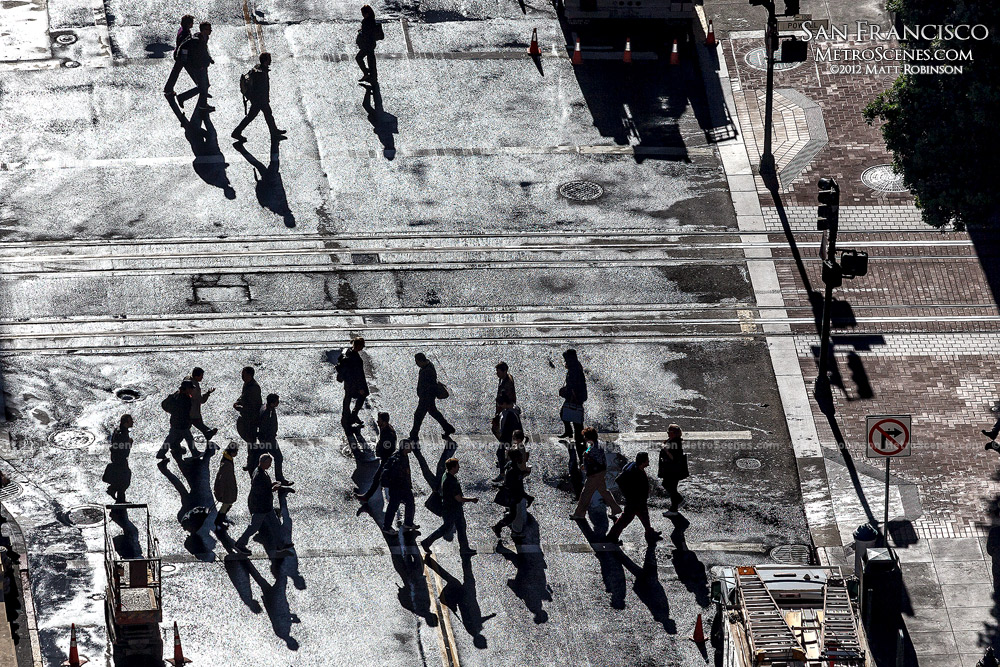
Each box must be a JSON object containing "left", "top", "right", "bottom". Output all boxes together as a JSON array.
[
  {"left": 355, "top": 6, "right": 385, "bottom": 83},
  {"left": 232, "top": 52, "right": 287, "bottom": 143}
]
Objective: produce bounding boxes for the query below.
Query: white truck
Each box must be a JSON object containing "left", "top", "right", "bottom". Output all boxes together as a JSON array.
[{"left": 711, "top": 565, "right": 876, "bottom": 666}]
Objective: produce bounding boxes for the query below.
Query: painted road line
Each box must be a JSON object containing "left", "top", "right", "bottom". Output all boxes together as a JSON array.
[
  {"left": 423, "top": 554, "right": 460, "bottom": 667},
  {"left": 400, "top": 19, "right": 414, "bottom": 57}
]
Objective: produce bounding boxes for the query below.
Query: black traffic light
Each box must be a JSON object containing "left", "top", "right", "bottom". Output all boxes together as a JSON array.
[
  {"left": 781, "top": 38, "right": 808, "bottom": 62},
  {"left": 784, "top": 0, "right": 800, "bottom": 15},
  {"left": 749, "top": 0, "right": 769, "bottom": 6},
  {"left": 821, "top": 260, "right": 842, "bottom": 288},
  {"left": 840, "top": 249, "right": 869, "bottom": 278},
  {"left": 817, "top": 177, "right": 839, "bottom": 231}
]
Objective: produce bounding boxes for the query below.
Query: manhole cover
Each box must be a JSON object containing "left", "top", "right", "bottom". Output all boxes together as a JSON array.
[
  {"left": 861, "top": 164, "right": 908, "bottom": 193},
  {"left": 736, "top": 457, "right": 762, "bottom": 470},
  {"left": 770, "top": 543, "right": 813, "bottom": 565},
  {"left": 48, "top": 428, "right": 96, "bottom": 450},
  {"left": 558, "top": 181, "right": 604, "bottom": 202},
  {"left": 161, "top": 563, "right": 177, "bottom": 573},
  {"left": 115, "top": 388, "right": 141, "bottom": 402},
  {"left": 63, "top": 60, "right": 81, "bottom": 68},
  {"left": 744, "top": 47, "right": 804, "bottom": 71},
  {"left": 68, "top": 505, "right": 105, "bottom": 527},
  {"left": 55, "top": 33, "right": 78, "bottom": 45},
  {"left": 0, "top": 481, "right": 22, "bottom": 501}
]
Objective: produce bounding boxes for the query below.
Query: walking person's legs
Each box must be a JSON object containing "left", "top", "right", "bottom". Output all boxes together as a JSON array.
[
  {"left": 410, "top": 402, "right": 429, "bottom": 440},
  {"left": 511, "top": 498, "right": 528, "bottom": 536},
  {"left": 402, "top": 490, "right": 416, "bottom": 528},
  {"left": 573, "top": 473, "right": 601, "bottom": 517},
  {"left": 427, "top": 403, "right": 454, "bottom": 435},
  {"left": 606, "top": 508, "right": 636, "bottom": 543},
  {"left": 662, "top": 477, "right": 683, "bottom": 512},
  {"left": 235, "top": 512, "right": 266, "bottom": 548},
  {"left": 232, "top": 105, "right": 260, "bottom": 139},
  {"left": 383, "top": 492, "right": 402, "bottom": 532},
  {"left": 422, "top": 514, "right": 454, "bottom": 548},
  {"left": 215, "top": 502, "right": 233, "bottom": 527},
  {"left": 261, "top": 104, "right": 285, "bottom": 137},
  {"left": 596, "top": 478, "right": 622, "bottom": 515},
  {"left": 454, "top": 511, "right": 471, "bottom": 551},
  {"left": 165, "top": 60, "right": 184, "bottom": 95},
  {"left": 357, "top": 458, "right": 387, "bottom": 500},
  {"left": 355, "top": 50, "right": 370, "bottom": 78}
]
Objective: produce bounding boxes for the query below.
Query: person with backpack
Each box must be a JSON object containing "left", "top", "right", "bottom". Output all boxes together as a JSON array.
[
  {"left": 355, "top": 5, "right": 385, "bottom": 83},
  {"left": 421, "top": 458, "right": 478, "bottom": 554},
  {"left": 409, "top": 353, "right": 456, "bottom": 443},
  {"left": 492, "top": 448, "right": 531, "bottom": 543},
  {"left": 606, "top": 452, "right": 662, "bottom": 545},
  {"left": 355, "top": 412, "right": 398, "bottom": 504},
  {"left": 492, "top": 396, "right": 522, "bottom": 483},
  {"left": 337, "top": 337, "right": 369, "bottom": 431},
  {"left": 157, "top": 381, "right": 198, "bottom": 459},
  {"left": 164, "top": 14, "right": 195, "bottom": 100},
  {"left": 381, "top": 440, "right": 419, "bottom": 537},
  {"left": 232, "top": 51, "right": 287, "bottom": 143},
  {"left": 175, "top": 22, "right": 215, "bottom": 114},
  {"left": 658, "top": 423, "right": 688, "bottom": 516},
  {"left": 570, "top": 427, "right": 621, "bottom": 520}
]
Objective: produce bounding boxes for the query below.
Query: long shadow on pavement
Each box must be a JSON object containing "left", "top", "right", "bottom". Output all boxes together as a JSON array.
[
  {"left": 425, "top": 554, "right": 495, "bottom": 648},
  {"left": 232, "top": 140, "right": 296, "bottom": 228},
  {"left": 156, "top": 453, "right": 217, "bottom": 560},
  {"left": 496, "top": 516, "right": 551, "bottom": 623},
  {"left": 167, "top": 96, "right": 236, "bottom": 199}
]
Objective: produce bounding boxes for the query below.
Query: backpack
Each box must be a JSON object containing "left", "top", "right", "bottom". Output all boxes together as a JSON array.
[
  {"left": 239, "top": 68, "right": 256, "bottom": 100},
  {"left": 616, "top": 462, "right": 639, "bottom": 498},
  {"left": 586, "top": 444, "right": 607, "bottom": 472},
  {"left": 173, "top": 35, "right": 194, "bottom": 61},
  {"left": 333, "top": 347, "right": 348, "bottom": 383},
  {"left": 161, "top": 393, "right": 175, "bottom": 413},
  {"left": 381, "top": 453, "right": 406, "bottom": 488}
]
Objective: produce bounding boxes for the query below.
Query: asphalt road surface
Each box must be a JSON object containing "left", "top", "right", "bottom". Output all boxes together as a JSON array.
[{"left": 0, "top": 0, "right": 810, "bottom": 665}]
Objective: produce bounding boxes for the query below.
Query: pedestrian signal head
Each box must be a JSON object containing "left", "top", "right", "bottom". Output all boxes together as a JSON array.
[{"left": 817, "top": 177, "right": 839, "bottom": 231}]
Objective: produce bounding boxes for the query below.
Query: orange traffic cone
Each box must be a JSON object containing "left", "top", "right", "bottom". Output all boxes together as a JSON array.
[
  {"left": 669, "top": 39, "right": 680, "bottom": 65},
  {"left": 706, "top": 19, "right": 717, "bottom": 47},
  {"left": 61, "top": 624, "right": 89, "bottom": 667},
  {"left": 623, "top": 37, "right": 632, "bottom": 63},
  {"left": 166, "top": 622, "right": 192, "bottom": 666},
  {"left": 690, "top": 613, "right": 706, "bottom": 643},
  {"left": 571, "top": 38, "right": 582, "bottom": 65},
  {"left": 528, "top": 28, "right": 541, "bottom": 56}
]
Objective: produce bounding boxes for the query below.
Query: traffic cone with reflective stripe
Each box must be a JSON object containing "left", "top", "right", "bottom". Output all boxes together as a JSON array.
[
  {"left": 572, "top": 38, "right": 582, "bottom": 65},
  {"left": 623, "top": 37, "right": 632, "bottom": 63},
  {"left": 528, "top": 28, "right": 541, "bottom": 56},
  {"left": 689, "top": 613, "right": 706, "bottom": 643},
  {"left": 61, "top": 624, "right": 89, "bottom": 666},
  {"left": 166, "top": 622, "right": 192, "bottom": 666},
  {"left": 706, "top": 19, "right": 717, "bottom": 47},
  {"left": 669, "top": 39, "right": 680, "bottom": 65}
]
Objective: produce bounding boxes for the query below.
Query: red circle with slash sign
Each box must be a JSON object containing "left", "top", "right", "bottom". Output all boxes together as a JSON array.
[{"left": 867, "top": 418, "right": 909, "bottom": 456}]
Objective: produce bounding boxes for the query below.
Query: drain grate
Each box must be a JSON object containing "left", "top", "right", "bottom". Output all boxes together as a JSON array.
[
  {"left": 0, "top": 481, "right": 22, "bottom": 501},
  {"left": 770, "top": 543, "right": 813, "bottom": 565},
  {"left": 115, "top": 388, "right": 141, "bottom": 402},
  {"left": 861, "top": 164, "right": 908, "bottom": 193},
  {"left": 559, "top": 181, "right": 604, "bottom": 202},
  {"left": 48, "top": 428, "right": 96, "bottom": 450},
  {"left": 68, "top": 505, "right": 105, "bottom": 527},
  {"left": 736, "top": 457, "right": 761, "bottom": 470}
]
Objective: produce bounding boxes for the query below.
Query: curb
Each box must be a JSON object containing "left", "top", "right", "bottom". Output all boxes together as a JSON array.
[{"left": 0, "top": 505, "right": 42, "bottom": 667}]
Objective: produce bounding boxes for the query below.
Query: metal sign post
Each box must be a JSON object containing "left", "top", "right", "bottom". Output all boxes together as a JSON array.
[{"left": 866, "top": 415, "right": 912, "bottom": 545}]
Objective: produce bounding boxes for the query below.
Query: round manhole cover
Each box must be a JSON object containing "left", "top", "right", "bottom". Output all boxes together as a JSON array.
[
  {"left": 48, "top": 428, "right": 96, "bottom": 450},
  {"left": 559, "top": 181, "right": 604, "bottom": 202},
  {"left": 68, "top": 505, "right": 105, "bottom": 527},
  {"left": 161, "top": 563, "right": 177, "bottom": 573},
  {"left": 770, "top": 543, "right": 813, "bottom": 565},
  {"left": 55, "top": 33, "right": 78, "bottom": 45},
  {"left": 115, "top": 388, "right": 142, "bottom": 402},
  {"left": 0, "top": 481, "right": 22, "bottom": 501},
  {"left": 861, "top": 164, "right": 908, "bottom": 193},
  {"left": 744, "top": 47, "right": 804, "bottom": 72},
  {"left": 63, "top": 60, "right": 81, "bottom": 69},
  {"left": 736, "top": 457, "right": 762, "bottom": 470}
]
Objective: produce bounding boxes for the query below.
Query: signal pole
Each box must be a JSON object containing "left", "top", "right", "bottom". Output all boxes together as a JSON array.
[{"left": 760, "top": 8, "right": 777, "bottom": 175}]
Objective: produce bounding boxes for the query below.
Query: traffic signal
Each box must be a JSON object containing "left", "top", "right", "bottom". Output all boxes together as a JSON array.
[
  {"left": 784, "top": 0, "right": 799, "bottom": 15},
  {"left": 781, "top": 38, "right": 808, "bottom": 62},
  {"left": 817, "top": 177, "right": 839, "bottom": 231},
  {"left": 748, "top": 0, "right": 768, "bottom": 5},
  {"left": 821, "top": 260, "right": 842, "bottom": 288},
  {"left": 840, "top": 249, "right": 869, "bottom": 278}
]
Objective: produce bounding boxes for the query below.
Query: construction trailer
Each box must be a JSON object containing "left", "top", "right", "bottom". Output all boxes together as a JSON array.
[
  {"left": 104, "top": 504, "right": 163, "bottom": 661},
  {"left": 712, "top": 565, "right": 876, "bottom": 667},
  {"left": 561, "top": 0, "right": 697, "bottom": 22}
]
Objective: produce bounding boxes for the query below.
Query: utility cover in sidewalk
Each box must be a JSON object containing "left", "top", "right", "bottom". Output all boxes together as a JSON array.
[
  {"left": 736, "top": 457, "right": 761, "bottom": 470},
  {"left": 769, "top": 543, "right": 812, "bottom": 564},
  {"left": 559, "top": 181, "right": 604, "bottom": 202},
  {"left": 861, "top": 165, "right": 908, "bottom": 193},
  {"left": 48, "top": 428, "right": 95, "bottom": 450}
]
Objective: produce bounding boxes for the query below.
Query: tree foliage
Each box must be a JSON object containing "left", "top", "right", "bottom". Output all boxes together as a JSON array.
[{"left": 863, "top": 1, "right": 1000, "bottom": 228}]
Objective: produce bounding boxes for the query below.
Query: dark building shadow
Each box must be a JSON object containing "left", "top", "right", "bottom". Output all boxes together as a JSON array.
[
  {"left": 362, "top": 83, "right": 397, "bottom": 160},
  {"left": 982, "top": 510, "right": 1000, "bottom": 653},
  {"left": 965, "top": 225, "right": 1000, "bottom": 317},
  {"left": 232, "top": 140, "right": 296, "bottom": 228},
  {"left": 426, "top": 556, "right": 495, "bottom": 648},
  {"left": 156, "top": 456, "right": 217, "bottom": 560},
  {"left": 496, "top": 517, "right": 551, "bottom": 623}
]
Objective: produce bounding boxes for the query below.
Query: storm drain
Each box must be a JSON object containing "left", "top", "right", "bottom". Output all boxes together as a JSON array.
[
  {"left": 559, "top": 181, "right": 604, "bottom": 202},
  {"left": 735, "top": 457, "right": 762, "bottom": 470},
  {"left": 861, "top": 164, "right": 908, "bottom": 193},
  {"left": 769, "top": 543, "right": 813, "bottom": 565},
  {"left": 67, "top": 505, "right": 105, "bottom": 527},
  {"left": 115, "top": 388, "right": 142, "bottom": 402},
  {"left": 48, "top": 428, "right": 96, "bottom": 450},
  {"left": 0, "top": 481, "right": 22, "bottom": 501},
  {"left": 54, "top": 33, "right": 78, "bottom": 45}
]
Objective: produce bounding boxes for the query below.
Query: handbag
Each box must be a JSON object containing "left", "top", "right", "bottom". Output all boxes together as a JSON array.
[
  {"left": 424, "top": 491, "right": 443, "bottom": 517},
  {"left": 560, "top": 401, "right": 584, "bottom": 424},
  {"left": 436, "top": 382, "right": 450, "bottom": 400},
  {"left": 493, "top": 487, "right": 512, "bottom": 507},
  {"left": 676, "top": 452, "right": 690, "bottom": 480}
]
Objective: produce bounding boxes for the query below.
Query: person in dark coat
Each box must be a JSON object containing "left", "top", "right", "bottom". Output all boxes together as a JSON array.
[
  {"left": 164, "top": 14, "right": 195, "bottom": 99},
  {"left": 559, "top": 348, "right": 587, "bottom": 450},
  {"left": 492, "top": 396, "right": 522, "bottom": 482},
  {"left": 213, "top": 442, "right": 239, "bottom": 530},
  {"left": 185, "top": 366, "right": 218, "bottom": 443},
  {"left": 495, "top": 362, "right": 516, "bottom": 415},
  {"left": 571, "top": 427, "right": 621, "bottom": 520},
  {"left": 234, "top": 366, "right": 262, "bottom": 464},
  {"left": 103, "top": 414, "right": 134, "bottom": 502},
  {"left": 408, "top": 353, "right": 455, "bottom": 442},
  {"left": 355, "top": 412, "right": 397, "bottom": 503},
  {"left": 492, "top": 448, "right": 531, "bottom": 543},
  {"left": 176, "top": 22, "right": 215, "bottom": 113},
  {"left": 338, "top": 337, "right": 370, "bottom": 431},
  {"left": 355, "top": 5, "right": 385, "bottom": 83},
  {"left": 658, "top": 424, "right": 687, "bottom": 515},
  {"left": 255, "top": 393, "right": 293, "bottom": 487},
  {"left": 606, "top": 452, "right": 661, "bottom": 544},
  {"left": 421, "top": 458, "right": 478, "bottom": 554},
  {"left": 381, "top": 440, "right": 419, "bottom": 536},
  {"left": 234, "top": 453, "right": 294, "bottom": 554},
  {"left": 157, "top": 381, "right": 197, "bottom": 458},
  {"left": 232, "top": 51, "right": 287, "bottom": 143}
]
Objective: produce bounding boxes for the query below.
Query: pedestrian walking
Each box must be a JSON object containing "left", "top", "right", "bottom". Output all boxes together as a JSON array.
[
  {"left": 381, "top": 440, "right": 419, "bottom": 536},
  {"left": 163, "top": 14, "right": 195, "bottom": 99},
  {"left": 336, "top": 337, "right": 369, "bottom": 431},
  {"left": 570, "top": 427, "right": 621, "bottom": 520},
  {"left": 494, "top": 362, "right": 516, "bottom": 415},
  {"left": 492, "top": 396, "right": 522, "bottom": 482},
  {"left": 232, "top": 52, "right": 287, "bottom": 143},
  {"left": 558, "top": 349, "right": 587, "bottom": 450},
  {"left": 408, "top": 353, "right": 456, "bottom": 443},
  {"left": 234, "top": 366, "right": 262, "bottom": 464},
  {"left": 234, "top": 453, "right": 294, "bottom": 555},
  {"left": 255, "top": 393, "right": 293, "bottom": 488},
  {"left": 103, "top": 414, "right": 134, "bottom": 502},
  {"left": 355, "top": 5, "right": 385, "bottom": 83},
  {"left": 185, "top": 366, "right": 218, "bottom": 443},
  {"left": 606, "top": 452, "right": 662, "bottom": 545},
  {"left": 493, "top": 448, "right": 531, "bottom": 543},
  {"left": 213, "top": 442, "right": 239, "bottom": 531},
  {"left": 658, "top": 424, "right": 689, "bottom": 516},
  {"left": 355, "top": 412, "right": 397, "bottom": 503},
  {"left": 157, "top": 380, "right": 198, "bottom": 459},
  {"left": 176, "top": 22, "right": 215, "bottom": 113},
  {"left": 421, "top": 458, "right": 478, "bottom": 554}
]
